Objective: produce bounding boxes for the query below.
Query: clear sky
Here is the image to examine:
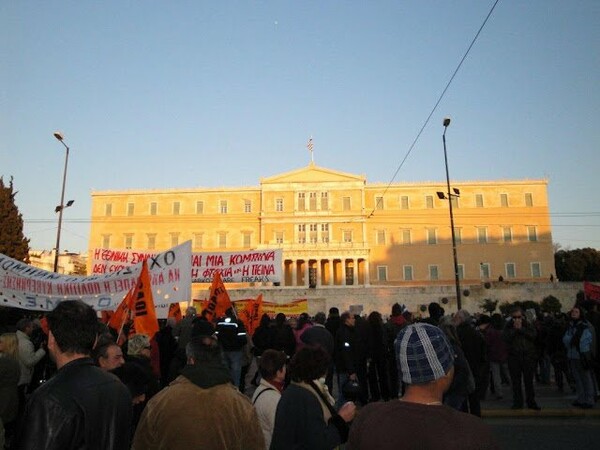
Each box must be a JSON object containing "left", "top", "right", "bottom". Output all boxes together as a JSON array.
[{"left": 1, "top": 1, "right": 599, "bottom": 254}]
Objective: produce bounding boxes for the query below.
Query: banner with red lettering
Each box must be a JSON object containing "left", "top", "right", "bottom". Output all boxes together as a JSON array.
[
  {"left": 202, "top": 272, "right": 233, "bottom": 322},
  {"left": 200, "top": 298, "right": 308, "bottom": 321},
  {"left": 90, "top": 247, "right": 282, "bottom": 284},
  {"left": 0, "top": 242, "right": 191, "bottom": 312},
  {"left": 584, "top": 281, "right": 600, "bottom": 303}
]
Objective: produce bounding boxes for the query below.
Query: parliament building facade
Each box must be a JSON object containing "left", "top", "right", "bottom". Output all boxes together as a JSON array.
[{"left": 88, "top": 164, "right": 555, "bottom": 288}]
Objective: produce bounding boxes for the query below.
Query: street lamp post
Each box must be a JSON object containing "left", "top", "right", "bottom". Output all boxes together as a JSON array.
[
  {"left": 53, "top": 132, "right": 74, "bottom": 273},
  {"left": 440, "top": 118, "right": 462, "bottom": 310}
]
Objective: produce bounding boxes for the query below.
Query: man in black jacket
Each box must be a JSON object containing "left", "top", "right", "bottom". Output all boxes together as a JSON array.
[
  {"left": 334, "top": 311, "right": 358, "bottom": 407},
  {"left": 14, "top": 300, "right": 132, "bottom": 449}
]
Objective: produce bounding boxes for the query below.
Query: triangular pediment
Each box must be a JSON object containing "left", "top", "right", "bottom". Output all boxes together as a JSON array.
[{"left": 261, "top": 164, "right": 365, "bottom": 184}]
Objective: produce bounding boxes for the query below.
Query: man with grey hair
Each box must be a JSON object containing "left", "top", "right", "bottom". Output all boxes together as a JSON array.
[
  {"left": 133, "top": 335, "right": 264, "bottom": 450},
  {"left": 347, "top": 323, "right": 499, "bottom": 450}
]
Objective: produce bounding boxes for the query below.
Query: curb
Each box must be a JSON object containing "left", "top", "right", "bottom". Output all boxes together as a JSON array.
[{"left": 482, "top": 408, "right": 600, "bottom": 418}]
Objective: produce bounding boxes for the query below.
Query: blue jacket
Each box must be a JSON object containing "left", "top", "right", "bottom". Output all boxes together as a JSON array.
[{"left": 563, "top": 321, "right": 593, "bottom": 360}]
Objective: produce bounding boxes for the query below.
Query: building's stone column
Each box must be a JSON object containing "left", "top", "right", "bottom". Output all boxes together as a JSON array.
[
  {"left": 291, "top": 260, "right": 297, "bottom": 286},
  {"left": 364, "top": 258, "right": 370, "bottom": 286},
  {"left": 328, "top": 260, "right": 334, "bottom": 286},
  {"left": 341, "top": 260, "right": 347, "bottom": 286},
  {"left": 316, "top": 259, "right": 322, "bottom": 287},
  {"left": 304, "top": 260, "right": 310, "bottom": 287},
  {"left": 352, "top": 258, "right": 358, "bottom": 285}
]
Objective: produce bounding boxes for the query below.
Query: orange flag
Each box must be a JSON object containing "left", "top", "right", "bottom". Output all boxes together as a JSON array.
[
  {"left": 108, "top": 291, "right": 133, "bottom": 344},
  {"left": 168, "top": 303, "right": 182, "bottom": 323},
  {"left": 100, "top": 310, "right": 113, "bottom": 325},
  {"left": 203, "top": 272, "right": 233, "bottom": 322},
  {"left": 127, "top": 259, "right": 159, "bottom": 339}
]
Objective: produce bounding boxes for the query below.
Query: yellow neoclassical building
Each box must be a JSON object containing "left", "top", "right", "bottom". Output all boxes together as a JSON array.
[{"left": 88, "top": 163, "right": 555, "bottom": 287}]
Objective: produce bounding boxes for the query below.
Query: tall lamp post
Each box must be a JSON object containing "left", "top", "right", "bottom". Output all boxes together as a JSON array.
[
  {"left": 436, "top": 118, "right": 462, "bottom": 310},
  {"left": 53, "top": 132, "right": 74, "bottom": 273}
]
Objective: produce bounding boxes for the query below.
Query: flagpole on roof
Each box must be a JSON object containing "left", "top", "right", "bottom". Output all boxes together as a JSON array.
[{"left": 307, "top": 136, "right": 314, "bottom": 165}]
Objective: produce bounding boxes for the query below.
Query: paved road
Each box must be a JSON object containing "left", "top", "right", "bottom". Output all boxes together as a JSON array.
[{"left": 485, "top": 417, "right": 600, "bottom": 450}]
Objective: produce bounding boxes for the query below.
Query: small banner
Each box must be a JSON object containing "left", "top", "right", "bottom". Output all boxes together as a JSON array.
[{"left": 584, "top": 281, "right": 600, "bottom": 303}]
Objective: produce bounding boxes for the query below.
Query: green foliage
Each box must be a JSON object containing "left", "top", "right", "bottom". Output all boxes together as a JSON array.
[
  {"left": 0, "top": 177, "right": 30, "bottom": 262},
  {"left": 540, "top": 295, "right": 562, "bottom": 314},
  {"left": 555, "top": 248, "right": 600, "bottom": 281},
  {"left": 479, "top": 298, "right": 499, "bottom": 313}
]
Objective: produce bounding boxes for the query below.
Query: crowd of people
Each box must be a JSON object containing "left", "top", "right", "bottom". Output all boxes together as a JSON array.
[{"left": 0, "top": 297, "right": 598, "bottom": 449}]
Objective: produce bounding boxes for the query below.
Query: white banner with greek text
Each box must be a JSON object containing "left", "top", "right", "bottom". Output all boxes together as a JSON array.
[{"left": 0, "top": 242, "right": 192, "bottom": 312}]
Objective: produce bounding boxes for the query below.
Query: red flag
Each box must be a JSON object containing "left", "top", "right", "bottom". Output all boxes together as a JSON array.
[
  {"left": 584, "top": 281, "right": 600, "bottom": 303},
  {"left": 168, "top": 303, "right": 182, "bottom": 323},
  {"left": 127, "top": 259, "right": 159, "bottom": 339},
  {"left": 202, "top": 272, "right": 233, "bottom": 322},
  {"left": 40, "top": 317, "right": 49, "bottom": 335},
  {"left": 100, "top": 310, "right": 113, "bottom": 324}
]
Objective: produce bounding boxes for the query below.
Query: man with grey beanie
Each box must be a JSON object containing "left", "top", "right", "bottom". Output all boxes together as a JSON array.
[{"left": 347, "top": 323, "right": 499, "bottom": 450}]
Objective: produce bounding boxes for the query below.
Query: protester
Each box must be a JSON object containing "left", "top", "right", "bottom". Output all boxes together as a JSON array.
[
  {"left": 155, "top": 318, "right": 178, "bottom": 388},
  {"left": 293, "top": 312, "right": 313, "bottom": 352},
  {"left": 383, "top": 303, "right": 407, "bottom": 398},
  {"left": 325, "top": 308, "right": 341, "bottom": 392},
  {"left": 133, "top": 335, "right": 264, "bottom": 450},
  {"left": 15, "top": 318, "right": 46, "bottom": 402},
  {"left": 251, "top": 349, "right": 287, "bottom": 449},
  {"left": 270, "top": 346, "right": 356, "bottom": 450},
  {"left": 334, "top": 311, "right": 359, "bottom": 407},
  {"left": 366, "top": 311, "right": 390, "bottom": 402},
  {"left": 14, "top": 300, "right": 132, "bottom": 449},
  {"left": 216, "top": 310, "right": 248, "bottom": 389},
  {"left": 173, "top": 306, "right": 196, "bottom": 350},
  {"left": 0, "top": 333, "right": 21, "bottom": 446},
  {"left": 95, "top": 341, "right": 126, "bottom": 371},
  {"left": 563, "top": 305, "right": 596, "bottom": 408},
  {"left": 503, "top": 306, "right": 541, "bottom": 410},
  {"left": 480, "top": 314, "right": 509, "bottom": 399},
  {"left": 301, "top": 312, "right": 334, "bottom": 357},
  {"left": 270, "top": 313, "right": 296, "bottom": 358},
  {"left": 346, "top": 323, "right": 500, "bottom": 450},
  {"left": 454, "top": 310, "right": 488, "bottom": 416}
]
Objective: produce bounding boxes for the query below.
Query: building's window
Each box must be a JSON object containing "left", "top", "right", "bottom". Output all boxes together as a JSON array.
[
  {"left": 196, "top": 201, "right": 204, "bottom": 214},
  {"left": 124, "top": 234, "right": 133, "bottom": 249},
  {"left": 244, "top": 200, "right": 252, "bottom": 213},
  {"left": 531, "top": 262, "right": 541, "bottom": 278},
  {"left": 218, "top": 232, "right": 227, "bottom": 249},
  {"left": 343, "top": 230, "right": 353, "bottom": 243},
  {"left": 458, "top": 264, "right": 465, "bottom": 280},
  {"left": 403, "top": 265, "right": 413, "bottom": 281},
  {"left": 477, "top": 227, "right": 488, "bottom": 244},
  {"left": 525, "top": 193, "right": 533, "bottom": 207},
  {"left": 321, "top": 192, "right": 329, "bottom": 210},
  {"left": 321, "top": 224, "right": 330, "bottom": 243},
  {"left": 377, "top": 266, "right": 388, "bottom": 281},
  {"left": 219, "top": 200, "right": 228, "bottom": 214},
  {"left": 102, "top": 234, "right": 111, "bottom": 248},
  {"left": 276, "top": 198, "right": 284, "bottom": 212},
  {"left": 429, "top": 265, "right": 439, "bottom": 281},
  {"left": 427, "top": 228, "right": 437, "bottom": 245},
  {"left": 242, "top": 232, "right": 251, "bottom": 248},
  {"left": 127, "top": 203, "right": 134, "bottom": 216},
  {"left": 298, "top": 193, "right": 306, "bottom": 211},
  {"left": 480, "top": 263, "right": 491, "bottom": 279},
  {"left": 475, "top": 194, "right": 484, "bottom": 208},
  {"left": 426, "top": 195, "right": 434, "bottom": 209},
  {"left": 309, "top": 192, "right": 317, "bottom": 211},
  {"left": 150, "top": 202, "right": 157, "bottom": 215},
  {"left": 105, "top": 203, "right": 113, "bottom": 216},
  {"left": 454, "top": 227, "right": 462, "bottom": 244},
  {"left": 503, "top": 227, "right": 513, "bottom": 243},
  {"left": 309, "top": 224, "right": 318, "bottom": 243},
  {"left": 170, "top": 233, "right": 180, "bottom": 247},
  {"left": 375, "top": 196, "right": 384, "bottom": 210},
  {"left": 173, "top": 201, "right": 181, "bottom": 215},
  {"left": 527, "top": 226, "right": 538, "bottom": 242},
  {"left": 298, "top": 224, "right": 306, "bottom": 244},
  {"left": 400, "top": 195, "right": 409, "bottom": 210},
  {"left": 342, "top": 197, "right": 351, "bottom": 211},
  {"left": 275, "top": 231, "right": 284, "bottom": 244},
  {"left": 194, "top": 233, "right": 203, "bottom": 249},
  {"left": 376, "top": 229, "right": 386, "bottom": 245},
  {"left": 500, "top": 193, "right": 508, "bottom": 207},
  {"left": 506, "top": 262, "right": 516, "bottom": 279},
  {"left": 147, "top": 234, "right": 156, "bottom": 250},
  {"left": 402, "top": 229, "right": 411, "bottom": 245}
]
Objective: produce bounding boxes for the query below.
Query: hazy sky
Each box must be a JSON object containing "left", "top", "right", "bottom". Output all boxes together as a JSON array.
[{"left": 1, "top": 1, "right": 599, "bottom": 254}]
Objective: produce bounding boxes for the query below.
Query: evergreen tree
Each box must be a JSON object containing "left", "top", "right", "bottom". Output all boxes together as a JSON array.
[{"left": 0, "top": 176, "right": 30, "bottom": 262}]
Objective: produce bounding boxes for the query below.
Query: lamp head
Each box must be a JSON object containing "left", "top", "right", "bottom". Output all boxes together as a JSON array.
[
  {"left": 53, "top": 131, "right": 64, "bottom": 141},
  {"left": 443, "top": 117, "right": 451, "bottom": 127},
  {"left": 66, "top": 200, "right": 75, "bottom": 207},
  {"left": 436, "top": 192, "right": 446, "bottom": 200}
]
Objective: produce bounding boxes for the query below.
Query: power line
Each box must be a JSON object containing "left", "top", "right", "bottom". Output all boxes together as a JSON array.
[{"left": 367, "top": 0, "right": 501, "bottom": 218}]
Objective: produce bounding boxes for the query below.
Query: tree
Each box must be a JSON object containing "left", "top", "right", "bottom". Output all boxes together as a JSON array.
[
  {"left": 479, "top": 298, "right": 498, "bottom": 314},
  {"left": 0, "top": 177, "right": 30, "bottom": 262},
  {"left": 540, "top": 295, "right": 561, "bottom": 314},
  {"left": 555, "top": 248, "right": 600, "bottom": 281}
]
